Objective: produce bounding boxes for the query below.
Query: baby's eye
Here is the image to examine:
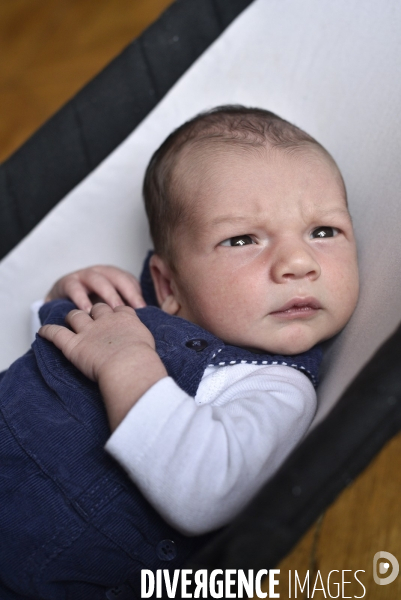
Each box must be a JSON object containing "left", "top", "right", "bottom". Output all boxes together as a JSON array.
[
  {"left": 310, "top": 226, "right": 339, "bottom": 239},
  {"left": 220, "top": 235, "right": 255, "bottom": 247}
]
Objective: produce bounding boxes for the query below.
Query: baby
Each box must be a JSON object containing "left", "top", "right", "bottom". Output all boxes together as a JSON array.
[
  {"left": 0, "top": 105, "right": 359, "bottom": 599},
  {"left": 40, "top": 105, "right": 359, "bottom": 535}
]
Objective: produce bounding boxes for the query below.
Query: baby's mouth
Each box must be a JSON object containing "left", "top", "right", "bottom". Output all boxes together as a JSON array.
[{"left": 270, "top": 297, "right": 322, "bottom": 319}]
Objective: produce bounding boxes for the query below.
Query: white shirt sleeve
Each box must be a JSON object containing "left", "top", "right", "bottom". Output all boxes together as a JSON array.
[{"left": 105, "top": 364, "right": 316, "bottom": 536}]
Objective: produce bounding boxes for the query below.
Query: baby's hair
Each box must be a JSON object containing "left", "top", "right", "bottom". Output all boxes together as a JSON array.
[{"left": 143, "top": 105, "right": 344, "bottom": 267}]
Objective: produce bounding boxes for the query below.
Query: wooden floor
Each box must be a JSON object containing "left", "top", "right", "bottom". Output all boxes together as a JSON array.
[
  {"left": 0, "top": 0, "right": 175, "bottom": 161},
  {"left": 1, "top": 2, "right": 400, "bottom": 598}
]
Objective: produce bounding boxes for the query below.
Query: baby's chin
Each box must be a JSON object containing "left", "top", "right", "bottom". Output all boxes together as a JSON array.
[
  {"left": 245, "top": 341, "right": 316, "bottom": 356},
  {"left": 233, "top": 328, "right": 323, "bottom": 356}
]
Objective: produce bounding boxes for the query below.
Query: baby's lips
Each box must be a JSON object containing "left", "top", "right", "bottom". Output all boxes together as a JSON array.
[{"left": 271, "top": 296, "right": 322, "bottom": 313}]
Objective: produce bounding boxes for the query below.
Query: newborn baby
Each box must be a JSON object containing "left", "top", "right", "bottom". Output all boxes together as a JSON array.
[
  {"left": 40, "top": 105, "right": 359, "bottom": 536},
  {"left": 0, "top": 105, "right": 359, "bottom": 599}
]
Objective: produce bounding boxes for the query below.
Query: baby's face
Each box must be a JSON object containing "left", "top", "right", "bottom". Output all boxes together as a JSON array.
[{"left": 168, "top": 144, "right": 359, "bottom": 355}]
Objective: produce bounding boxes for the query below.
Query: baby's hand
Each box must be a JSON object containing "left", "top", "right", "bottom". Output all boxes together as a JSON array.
[
  {"left": 39, "top": 304, "right": 167, "bottom": 430},
  {"left": 45, "top": 265, "right": 146, "bottom": 312},
  {"left": 39, "top": 303, "right": 154, "bottom": 381}
]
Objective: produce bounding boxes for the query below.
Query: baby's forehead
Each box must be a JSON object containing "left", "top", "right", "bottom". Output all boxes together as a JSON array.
[
  {"left": 175, "top": 139, "right": 346, "bottom": 201},
  {"left": 177, "top": 136, "right": 336, "bottom": 172}
]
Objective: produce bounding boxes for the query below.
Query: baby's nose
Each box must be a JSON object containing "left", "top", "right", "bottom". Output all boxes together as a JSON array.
[{"left": 271, "top": 244, "right": 321, "bottom": 282}]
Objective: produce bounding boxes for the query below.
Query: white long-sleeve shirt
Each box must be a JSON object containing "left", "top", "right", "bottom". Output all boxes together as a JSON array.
[{"left": 105, "top": 362, "right": 316, "bottom": 536}]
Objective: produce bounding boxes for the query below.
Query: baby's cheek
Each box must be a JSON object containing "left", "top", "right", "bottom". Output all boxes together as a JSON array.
[
  {"left": 337, "top": 265, "right": 359, "bottom": 316},
  {"left": 325, "top": 291, "right": 356, "bottom": 337}
]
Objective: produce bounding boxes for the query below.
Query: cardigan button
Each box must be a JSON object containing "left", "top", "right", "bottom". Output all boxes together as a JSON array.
[
  {"left": 105, "top": 583, "right": 134, "bottom": 599},
  {"left": 156, "top": 539, "right": 177, "bottom": 561},
  {"left": 185, "top": 339, "right": 208, "bottom": 352}
]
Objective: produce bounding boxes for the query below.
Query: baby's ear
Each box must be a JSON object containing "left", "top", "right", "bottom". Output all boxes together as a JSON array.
[{"left": 149, "top": 254, "right": 180, "bottom": 315}]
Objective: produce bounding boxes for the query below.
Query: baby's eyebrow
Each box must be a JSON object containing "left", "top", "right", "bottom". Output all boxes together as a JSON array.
[
  {"left": 313, "top": 207, "right": 350, "bottom": 218},
  {"left": 208, "top": 214, "right": 252, "bottom": 227}
]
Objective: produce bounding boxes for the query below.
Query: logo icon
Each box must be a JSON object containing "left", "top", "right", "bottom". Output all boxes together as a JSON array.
[{"left": 373, "top": 551, "right": 399, "bottom": 585}]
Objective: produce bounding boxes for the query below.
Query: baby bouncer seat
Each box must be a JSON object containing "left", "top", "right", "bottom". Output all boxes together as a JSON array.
[{"left": 0, "top": 0, "right": 401, "bottom": 597}]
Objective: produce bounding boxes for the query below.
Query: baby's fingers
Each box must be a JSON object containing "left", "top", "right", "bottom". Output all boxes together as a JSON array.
[
  {"left": 78, "top": 270, "right": 126, "bottom": 310},
  {"left": 91, "top": 266, "right": 146, "bottom": 309},
  {"left": 59, "top": 279, "right": 95, "bottom": 312},
  {"left": 46, "top": 278, "right": 94, "bottom": 312},
  {"left": 38, "top": 324, "right": 75, "bottom": 354},
  {"left": 111, "top": 271, "right": 146, "bottom": 309},
  {"left": 65, "top": 308, "right": 94, "bottom": 331}
]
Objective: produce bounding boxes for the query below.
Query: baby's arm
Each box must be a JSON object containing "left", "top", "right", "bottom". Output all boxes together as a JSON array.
[
  {"left": 39, "top": 303, "right": 167, "bottom": 431},
  {"left": 46, "top": 265, "right": 146, "bottom": 312},
  {"left": 105, "top": 365, "right": 316, "bottom": 536}
]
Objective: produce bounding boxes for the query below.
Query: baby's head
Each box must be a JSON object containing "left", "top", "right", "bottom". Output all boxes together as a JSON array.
[{"left": 143, "top": 106, "right": 358, "bottom": 355}]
